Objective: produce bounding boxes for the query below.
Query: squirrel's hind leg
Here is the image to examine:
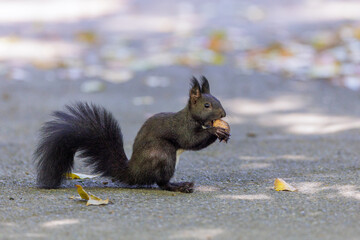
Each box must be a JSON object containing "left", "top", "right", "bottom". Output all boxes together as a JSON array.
[
  {"left": 158, "top": 182, "right": 194, "bottom": 193},
  {"left": 131, "top": 141, "right": 194, "bottom": 193}
]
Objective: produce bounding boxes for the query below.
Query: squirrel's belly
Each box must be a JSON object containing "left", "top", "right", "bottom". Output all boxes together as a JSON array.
[{"left": 175, "top": 149, "right": 185, "bottom": 169}]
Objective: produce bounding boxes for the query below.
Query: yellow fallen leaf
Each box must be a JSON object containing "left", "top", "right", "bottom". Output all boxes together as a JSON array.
[
  {"left": 274, "top": 178, "right": 297, "bottom": 192},
  {"left": 74, "top": 185, "right": 109, "bottom": 206},
  {"left": 75, "top": 31, "right": 98, "bottom": 44},
  {"left": 32, "top": 60, "right": 58, "bottom": 70},
  {"left": 86, "top": 197, "right": 109, "bottom": 206},
  {"left": 65, "top": 172, "right": 100, "bottom": 179},
  {"left": 208, "top": 30, "right": 227, "bottom": 53},
  {"left": 212, "top": 53, "right": 225, "bottom": 65},
  {"left": 75, "top": 184, "right": 90, "bottom": 200},
  {"left": 89, "top": 194, "right": 101, "bottom": 201},
  {"left": 66, "top": 173, "right": 80, "bottom": 179}
]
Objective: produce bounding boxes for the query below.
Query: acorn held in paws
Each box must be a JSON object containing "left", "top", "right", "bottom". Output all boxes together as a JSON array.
[{"left": 212, "top": 119, "right": 230, "bottom": 142}]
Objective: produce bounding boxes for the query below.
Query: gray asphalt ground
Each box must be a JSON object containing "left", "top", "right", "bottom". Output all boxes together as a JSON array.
[
  {"left": 1, "top": 1, "right": 360, "bottom": 240},
  {"left": 1, "top": 71, "right": 360, "bottom": 240}
]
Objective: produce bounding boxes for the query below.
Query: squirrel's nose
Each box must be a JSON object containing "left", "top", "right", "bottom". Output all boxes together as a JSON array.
[{"left": 221, "top": 110, "right": 226, "bottom": 118}]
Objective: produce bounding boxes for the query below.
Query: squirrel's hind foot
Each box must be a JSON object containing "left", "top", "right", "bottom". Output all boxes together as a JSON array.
[{"left": 159, "top": 182, "right": 194, "bottom": 193}]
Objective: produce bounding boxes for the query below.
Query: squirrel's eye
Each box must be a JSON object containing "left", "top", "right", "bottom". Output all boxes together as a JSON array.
[{"left": 204, "top": 103, "right": 210, "bottom": 108}]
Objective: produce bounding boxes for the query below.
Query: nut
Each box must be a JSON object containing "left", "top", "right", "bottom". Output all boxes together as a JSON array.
[{"left": 212, "top": 119, "right": 230, "bottom": 133}]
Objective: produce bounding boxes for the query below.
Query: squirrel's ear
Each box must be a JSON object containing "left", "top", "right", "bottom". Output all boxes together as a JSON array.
[
  {"left": 201, "top": 76, "right": 210, "bottom": 94},
  {"left": 190, "top": 77, "right": 201, "bottom": 104}
]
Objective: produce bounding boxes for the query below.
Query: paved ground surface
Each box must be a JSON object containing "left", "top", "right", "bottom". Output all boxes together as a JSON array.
[{"left": 1, "top": 1, "right": 360, "bottom": 240}]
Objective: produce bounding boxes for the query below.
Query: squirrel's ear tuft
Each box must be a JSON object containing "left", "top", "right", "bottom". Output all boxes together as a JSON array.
[
  {"left": 201, "top": 76, "right": 210, "bottom": 94},
  {"left": 190, "top": 77, "right": 201, "bottom": 104}
]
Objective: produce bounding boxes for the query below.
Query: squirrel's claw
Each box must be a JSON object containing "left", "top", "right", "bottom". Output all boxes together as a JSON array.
[
  {"left": 219, "top": 137, "right": 230, "bottom": 143},
  {"left": 212, "top": 127, "right": 230, "bottom": 143},
  {"left": 160, "top": 182, "right": 194, "bottom": 193}
]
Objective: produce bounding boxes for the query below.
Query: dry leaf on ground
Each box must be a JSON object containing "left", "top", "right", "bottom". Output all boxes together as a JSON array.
[
  {"left": 86, "top": 196, "right": 109, "bottom": 206},
  {"left": 65, "top": 172, "right": 100, "bottom": 179},
  {"left": 75, "top": 184, "right": 90, "bottom": 200},
  {"left": 75, "top": 31, "right": 98, "bottom": 44},
  {"left": 74, "top": 185, "right": 109, "bottom": 206},
  {"left": 274, "top": 178, "right": 297, "bottom": 192}
]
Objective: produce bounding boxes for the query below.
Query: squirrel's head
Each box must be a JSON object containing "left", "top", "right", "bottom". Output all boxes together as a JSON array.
[{"left": 188, "top": 76, "right": 226, "bottom": 126}]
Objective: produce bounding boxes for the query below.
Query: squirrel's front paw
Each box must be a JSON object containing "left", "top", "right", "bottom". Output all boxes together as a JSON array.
[{"left": 210, "top": 127, "right": 230, "bottom": 143}]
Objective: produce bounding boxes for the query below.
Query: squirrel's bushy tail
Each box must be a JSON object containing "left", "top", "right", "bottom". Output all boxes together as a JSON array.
[{"left": 34, "top": 102, "right": 128, "bottom": 188}]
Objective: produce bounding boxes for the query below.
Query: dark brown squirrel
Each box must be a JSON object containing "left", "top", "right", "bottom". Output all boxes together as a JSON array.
[{"left": 34, "top": 76, "right": 229, "bottom": 193}]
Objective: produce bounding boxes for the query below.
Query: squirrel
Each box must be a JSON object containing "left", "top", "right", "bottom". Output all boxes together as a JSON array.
[{"left": 34, "top": 76, "right": 229, "bottom": 193}]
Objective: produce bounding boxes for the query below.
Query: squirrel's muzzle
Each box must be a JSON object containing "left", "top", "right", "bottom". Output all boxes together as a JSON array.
[{"left": 221, "top": 110, "right": 226, "bottom": 118}]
